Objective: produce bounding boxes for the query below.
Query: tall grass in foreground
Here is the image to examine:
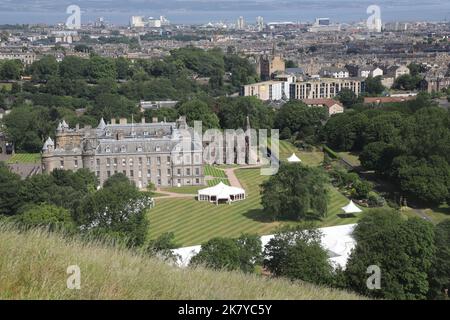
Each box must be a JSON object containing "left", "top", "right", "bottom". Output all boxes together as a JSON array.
[{"left": 0, "top": 224, "right": 365, "bottom": 300}]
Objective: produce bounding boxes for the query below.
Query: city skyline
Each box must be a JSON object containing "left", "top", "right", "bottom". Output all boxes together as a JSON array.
[{"left": 0, "top": 0, "right": 449, "bottom": 25}]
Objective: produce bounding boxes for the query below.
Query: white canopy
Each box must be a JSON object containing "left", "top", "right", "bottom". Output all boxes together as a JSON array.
[
  {"left": 287, "top": 153, "right": 302, "bottom": 163},
  {"left": 198, "top": 182, "right": 246, "bottom": 204},
  {"left": 341, "top": 200, "right": 362, "bottom": 214}
]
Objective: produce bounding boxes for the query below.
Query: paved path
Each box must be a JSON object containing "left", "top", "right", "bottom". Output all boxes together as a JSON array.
[{"left": 411, "top": 208, "right": 433, "bottom": 223}]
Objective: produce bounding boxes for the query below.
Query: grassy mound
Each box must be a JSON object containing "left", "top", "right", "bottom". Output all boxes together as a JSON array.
[{"left": 0, "top": 225, "right": 364, "bottom": 300}]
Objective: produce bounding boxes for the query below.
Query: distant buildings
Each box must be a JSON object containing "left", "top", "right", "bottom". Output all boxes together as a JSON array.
[
  {"left": 256, "top": 16, "right": 264, "bottom": 32},
  {"left": 237, "top": 16, "right": 245, "bottom": 30},
  {"left": 129, "top": 16, "right": 169, "bottom": 28},
  {"left": 240, "top": 80, "right": 288, "bottom": 101},
  {"left": 256, "top": 49, "right": 286, "bottom": 81},
  {"left": 0, "top": 50, "right": 36, "bottom": 65},
  {"left": 308, "top": 18, "right": 340, "bottom": 33},
  {"left": 290, "top": 78, "right": 364, "bottom": 100},
  {"left": 302, "top": 99, "right": 344, "bottom": 116},
  {"left": 320, "top": 67, "right": 349, "bottom": 79},
  {"left": 139, "top": 100, "right": 179, "bottom": 112}
]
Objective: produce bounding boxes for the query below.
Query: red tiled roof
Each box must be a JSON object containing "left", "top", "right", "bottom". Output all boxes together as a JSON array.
[
  {"left": 364, "top": 96, "right": 416, "bottom": 104},
  {"left": 302, "top": 99, "right": 343, "bottom": 108}
]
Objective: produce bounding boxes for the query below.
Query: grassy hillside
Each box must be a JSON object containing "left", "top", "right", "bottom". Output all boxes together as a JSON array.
[{"left": 0, "top": 225, "right": 364, "bottom": 300}]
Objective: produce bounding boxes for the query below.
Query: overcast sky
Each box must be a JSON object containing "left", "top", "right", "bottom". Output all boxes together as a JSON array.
[{"left": 0, "top": 0, "right": 449, "bottom": 24}]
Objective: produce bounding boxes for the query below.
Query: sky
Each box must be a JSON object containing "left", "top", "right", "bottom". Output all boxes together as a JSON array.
[{"left": 0, "top": 0, "right": 449, "bottom": 25}]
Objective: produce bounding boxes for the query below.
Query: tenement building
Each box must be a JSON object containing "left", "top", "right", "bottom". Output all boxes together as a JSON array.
[
  {"left": 290, "top": 78, "right": 365, "bottom": 100},
  {"left": 42, "top": 117, "right": 205, "bottom": 189}
]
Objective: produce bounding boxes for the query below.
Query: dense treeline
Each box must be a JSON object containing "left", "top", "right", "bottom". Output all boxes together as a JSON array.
[
  {"left": 323, "top": 93, "right": 450, "bottom": 206},
  {"left": 0, "top": 47, "right": 259, "bottom": 152}
]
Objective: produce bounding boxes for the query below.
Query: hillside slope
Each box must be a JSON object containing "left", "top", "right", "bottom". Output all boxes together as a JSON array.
[{"left": 0, "top": 225, "right": 364, "bottom": 300}]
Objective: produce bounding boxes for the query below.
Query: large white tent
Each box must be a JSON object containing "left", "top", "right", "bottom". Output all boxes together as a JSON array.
[
  {"left": 341, "top": 200, "right": 362, "bottom": 214},
  {"left": 198, "top": 182, "right": 246, "bottom": 205},
  {"left": 287, "top": 153, "right": 302, "bottom": 163}
]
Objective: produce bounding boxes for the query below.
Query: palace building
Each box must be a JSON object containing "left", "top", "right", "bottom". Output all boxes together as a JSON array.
[{"left": 42, "top": 116, "right": 205, "bottom": 189}]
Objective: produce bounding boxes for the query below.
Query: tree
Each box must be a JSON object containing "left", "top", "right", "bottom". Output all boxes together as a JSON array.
[
  {"left": 59, "top": 56, "right": 89, "bottom": 79},
  {"left": 365, "top": 76, "right": 385, "bottom": 96},
  {"left": 360, "top": 142, "right": 400, "bottom": 173},
  {"left": 337, "top": 88, "right": 362, "bottom": 108},
  {"left": 274, "top": 100, "right": 326, "bottom": 142},
  {"left": 0, "top": 59, "right": 22, "bottom": 80},
  {"left": 345, "top": 209, "right": 436, "bottom": 299},
  {"left": 15, "top": 203, "right": 76, "bottom": 232},
  {"left": 391, "top": 156, "right": 450, "bottom": 205},
  {"left": 261, "top": 163, "right": 329, "bottom": 221},
  {"left": 0, "top": 162, "right": 22, "bottom": 215},
  {"left": 177, "top": 99, "right": 219, "bottom": 130},
  {"left": 216, "top": 96, "right": 274, "bottom": 130},
  {"left": 428, "top": 220, "right": 450, "bottom": 300},
  {"left": 28, "top": 55, "right": 58, "bottom": 81},
  {"left": 86, "top": 56, "right": 117, "bottom": 80},
  {"left": 190, "top": 237, "right": 241, "bottom": 271},
  {"left": 190, "top": 234, "right": 262, "bottom": 273},
  {"left": 263, "top": 225, "right": 333, "bottom": 285},
  {"left": 76, "top": 174, "right": 152, "bottom": 246},
  {"left": 146, "top": 232, "right": 180, "bottom": 262}
]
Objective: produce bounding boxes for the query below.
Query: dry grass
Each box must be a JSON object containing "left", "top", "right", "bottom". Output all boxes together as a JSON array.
[{"left": 0, "top": 224, "right": 364, "bottom": 300}]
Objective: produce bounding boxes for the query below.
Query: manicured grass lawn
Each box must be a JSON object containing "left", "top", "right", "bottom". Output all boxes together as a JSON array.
[
  {"left": 425, "top": 205, "right": 450, "bottom": 224},
  {"left": 161, "top": 186, "right": 204, "bottom": 195},
  {"left": 148, "top": 168, "right": 359, "bottom": 247},
  {"left": 204, "top": 165, "right": 227, "bottom": 178},
  {"left": 270, "top": 140, "right": 324, "bottom": 167},
  {"left": 338, "top": 152, "right": 361, "bottom": 167},
  {"left": 6, "top": 153, "right": 41, "bottom": 164},
  {"left": 207, "top": 178, "right": 230, "bottom": 186}
]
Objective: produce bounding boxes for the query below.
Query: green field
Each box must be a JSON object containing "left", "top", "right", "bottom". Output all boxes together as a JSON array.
[
  {"left": 338, "top": 152, "right": 361, "bottom": 167},
  {"left": 204, "top": 165, "right": 227, "bottom": 178},
  {"left": 161, "top": 186, "right": 203, "bottom": 195},
  {"left": 6, "top": 153, "right": 41, "bottom": 164},
  {"left": 207, "top": 178, "right": 230, "bottom": 186},
  {"left": 148, "top": 168, "right": 359, "bottom": 246},
  {"left": 271, "top": 140, "right": 324, "bottom": 166}
]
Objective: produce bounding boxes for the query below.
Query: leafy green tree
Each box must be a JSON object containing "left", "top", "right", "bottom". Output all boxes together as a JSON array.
[
  {"left": 345, "top": 209, "right": 436, "bottom": 299},
  {"left": 177, "top": 99, "right": 219, "bottom": 130},
  {"left": 86, "top": 56, "right": 117, "bottom": 80},
  {"left": 190, "top": 234, "right": 262, "bottom": 273},
  {"left": 216, "top": 96, "right": 274, "bottom": 130},
  {"left": 365, "top": 76, "right": 385, "bottom": 96},
  {"left": 337, "top": 88, "right": 362, "bottom": 108},
  {"left": 190, "top": 237, "right": 241, "bottom": 271},
  {"left": 27, "top": 55, "right": 58, "bottom": 81},
  {"left": 323, "top": 112, "right": 369, "bottom": 151},
  {"left": 264, "top": 225, "right": 333, "bottom": 285},
  {"left": 76, "top": 174, "right": 152, "bottom": 246},
  {"left": 360, "top": 142, "right": 400, "bottom": 173},
  {"left": 428, "top": 220, "right": 450, "bottom": 300},
  {"left": 59, "top": 56, "right": 89, "bottom": 79},
  {"left": 274, "top": 100, "right": 326, "bottom": 142},
  {"left": 146, "top": 232, "right": 180, "bottom": 262},
  {"left": 15, "top": 203, "right": 76, "bottom": 231},
  {"left": 391, "top": 156, "right": 450, "bottom": 205},
  {"left": 0, "top": 162, "right": 22, "bottom": 215},
  {"left": 261, "top": 164, "right": 329, "bottom": 221},
  {"left": 0, "top": 59, "right": 22, "bottom": 80}
]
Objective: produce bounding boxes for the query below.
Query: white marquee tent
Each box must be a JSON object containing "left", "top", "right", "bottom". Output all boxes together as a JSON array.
[
  {"left": 287, "top": 153, "right": 302, "bottom": 163},
  {"left": 341, "top": 200, "right": 362, "bottom": 214},
  {"left": 198, "top": 182, "right": 246, "bottom": 205}
]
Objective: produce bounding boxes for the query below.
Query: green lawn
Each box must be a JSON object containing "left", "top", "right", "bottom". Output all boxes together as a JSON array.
[
  {"left": 425, "top": 205, "right": 450, "bottom": 224},
  {"left": 6, "top": 153, "right": 41, "bottom": 164},
  {"left": 207, "top": 178, "right": 230, "bottom": 186},
  {"left": 204, "top": 165, "right": 227, "bottom": 178},
  {"left": 338, "top": 152, "right": 361, "bottom": 167},
  {"left": 270, "top": 140, "right": 324, "bottom": 167},
  {"left": 148, "top": 168, "right": 359, "bottom": 246},
  {"left": 160, "top": 186, "right": 204, "bottom": 195}
]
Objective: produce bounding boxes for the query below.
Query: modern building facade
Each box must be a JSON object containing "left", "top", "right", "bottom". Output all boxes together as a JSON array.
[
  {"left": 42, "top": 117, "right": 205, "bottom": 189},
  {"left": 290, "top": 78, "right": 365, "bottom": 100}
]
